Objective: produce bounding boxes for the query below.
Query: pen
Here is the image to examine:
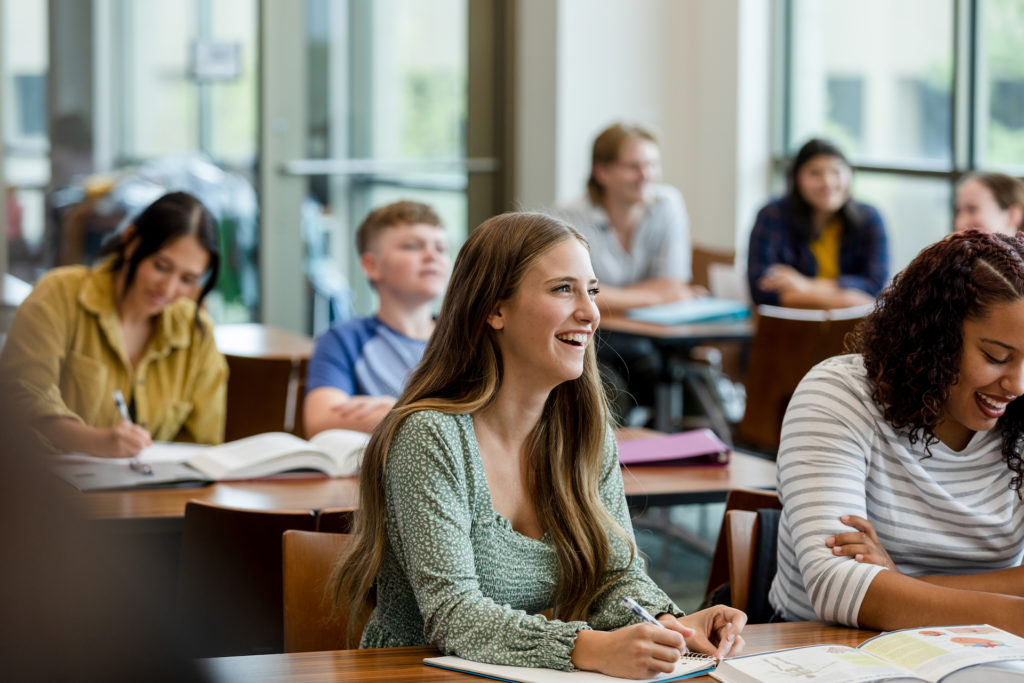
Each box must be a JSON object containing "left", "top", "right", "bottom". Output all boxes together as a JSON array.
[
  {"left": 622, "top": 596, "right": 689, "bottom": 655},
  {"left": 113, "top": 390, "right": 152, "bottom": 475}
]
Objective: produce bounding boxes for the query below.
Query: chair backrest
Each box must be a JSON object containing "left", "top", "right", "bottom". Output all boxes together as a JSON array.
[
  {"left": 282, "top": 530, "right": 357, "bottom": 652},
  {"left": 703, "top": 488, "right": 782, "bottom": 615},
  {"left": 223, "top": 354, "right": 309, "bottom": 441},
  {"left": 725, "top": 510, "right": 759, "bottom": 612},
  {"left": 317, "top": 507, "right": 356, "bottom": 534},
  {"left": 737, "top": 305, "right": 869, "bottom": 453},
  {"left": 177, "top": 501, "right": 317, "bottom": 657},
  {"left": 691, "top": 246, "right": 736, "bottom": 292}
]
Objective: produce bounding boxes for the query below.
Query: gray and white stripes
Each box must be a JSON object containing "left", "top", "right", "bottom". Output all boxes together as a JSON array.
[{"left": 768, "top": 354, "right": 1024, "bottom": 625}]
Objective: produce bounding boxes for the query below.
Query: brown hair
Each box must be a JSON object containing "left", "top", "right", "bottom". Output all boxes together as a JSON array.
[
  {"left": 331, "top": 212, "right": 630, "bottom": 644},
  {"left": 962, "top": 173, "right": 1024, "bottom": 231},
  {"left": 587, "top": 123, "right": 657, "bottom": 204},
  {"left": 355, "top": 200, "right": 443, "bottom": 254}
]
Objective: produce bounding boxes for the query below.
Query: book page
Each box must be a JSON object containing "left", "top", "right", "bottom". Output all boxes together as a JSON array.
[
  {"left": 710, "top": 645, "right": 920, "bottom": 683},
  {"left": 188, "top": 432, "right": 329, "bottom": 479},
  {"left": 425, "top": 653, "right": 715, "bottom": 682},
  {"left": 860, "top": 626, "right": 1024, "bottom": 681},
  {"left": 308, "top": 428, "right": 370, "bottom": 476},
  {"left": 53, "top": 441, "right": 206, "bottom": 465}
]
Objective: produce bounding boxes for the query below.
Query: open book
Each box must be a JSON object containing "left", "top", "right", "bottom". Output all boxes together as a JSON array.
[
  {"left": 711, "top": 625, "right": 1024, "bottom": 683},
  {"left": 51, "top": 429, "right": 369, "bottom": 491},
  {"left": 424, "top": 652, "right": 717, "bottom": 682}
]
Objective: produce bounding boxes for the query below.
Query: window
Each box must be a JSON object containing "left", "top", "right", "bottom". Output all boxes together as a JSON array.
[{"left": 780, "top": 0, "right": 1024, "bottom": 271}]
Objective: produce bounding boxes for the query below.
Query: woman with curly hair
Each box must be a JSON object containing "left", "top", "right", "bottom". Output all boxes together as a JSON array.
[
  {"left": 331, "top": 212, "right": 745, "bottom": 678},
  {"left": 769, "top": 230, "right": 1024, "bottom": 634}
]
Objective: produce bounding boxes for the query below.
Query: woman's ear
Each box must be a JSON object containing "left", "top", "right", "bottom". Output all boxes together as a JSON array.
[
  {"left": 592, "top": 162, "right": 610, "bottom": 190},
  {"left": 487, "top": 304, "right": 505, "bottom": 331}
]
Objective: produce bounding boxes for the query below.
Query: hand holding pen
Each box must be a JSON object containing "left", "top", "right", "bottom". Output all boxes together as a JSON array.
[{"left": 107, "top": 389, "right": 152, "bottom": 463}]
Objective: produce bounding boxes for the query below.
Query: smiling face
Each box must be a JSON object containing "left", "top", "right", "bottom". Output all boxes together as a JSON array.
[
  {"left": 362, "top": 222, "right": 450, "bottom": 305},
  {"left": 594, "top": 136, "right": 661, "bottom": 206},
  {"left": 487, "top": 238, "right": 600, "bottom": 394},
  {"left": 123, "top": 234, "right": 210, "bottom": 317},
  {"left": 954, "top": 178, "right": 1020, "bottom": 235},
  {"left": 934, "top": 298, "right": 1024, "bottom": 450},
  {"left": 795, "top": 154, "right": 852, "bottom": 216}
]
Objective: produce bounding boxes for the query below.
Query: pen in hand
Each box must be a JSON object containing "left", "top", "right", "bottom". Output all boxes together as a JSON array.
[
  {"left": 622, "top": 596, "right": 689, "bottom": 655},
  {"left": 113, "top": 390, "right": 152, "bottom": 475}
]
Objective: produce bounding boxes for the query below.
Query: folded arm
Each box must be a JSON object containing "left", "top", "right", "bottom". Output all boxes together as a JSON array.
[{"left": 304, "top": 386, "right": 395, "bottom": 436}]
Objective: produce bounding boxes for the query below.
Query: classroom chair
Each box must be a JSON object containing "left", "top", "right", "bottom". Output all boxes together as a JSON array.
[
  {"left": 317, "top": 506, "right": 356, "bottom": 534},
  {"left": 176, "top": 500, "right": 317, "bottom": 657},
  {"left": 702, "top": 488, "right": 782, "bottom": 623},
  {"left": 736, "top": 304, "right": 870, "bottom": 454},
  {"left": 724, "top": 507, "right": 781, "bottom": 620},
  {"left": 223, "top": 354, "right": 308, "bottom": 440},
  {"left": 282, "top": 530, "right": 360, "bottom": 652}
]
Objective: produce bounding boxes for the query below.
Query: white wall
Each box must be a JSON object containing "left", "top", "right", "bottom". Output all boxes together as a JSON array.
[{"left": 514, "top": 0, "right": 773, "bottom": 256}]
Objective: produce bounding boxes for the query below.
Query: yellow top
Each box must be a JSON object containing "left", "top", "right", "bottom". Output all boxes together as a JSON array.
[
  {"left": 0, "top": 260, "right": 228, "bottom": 451},
  {"left": 810, "top": 217, "right": 842, "bottom": 280}
]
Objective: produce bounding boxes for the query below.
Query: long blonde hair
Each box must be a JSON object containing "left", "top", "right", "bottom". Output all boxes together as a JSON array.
[{"left": 332, "top": 212, "right": 633, "bottom": 644}]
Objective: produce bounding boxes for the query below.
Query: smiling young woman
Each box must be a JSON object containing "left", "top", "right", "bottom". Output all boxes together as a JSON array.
[
  {"left": 0, "top": 191, "right": 228, "bottom": 458},
  {"left": 769, "top": 230, "right": 1024, "bottom": 636},
  {"left": 747, "top": 138, "right": 890, "bottom": 309},
  {"left": 331, "top": 212, "right": 745, "bottom": 679}
]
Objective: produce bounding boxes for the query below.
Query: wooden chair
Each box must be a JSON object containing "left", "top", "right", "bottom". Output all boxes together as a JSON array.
[
  {"left": 176, "top": 501, "right": 317, "bottom": 657},
  {"left": 725, "top": 510, "right": 760, "bottom": 613},
  {"left": 317, "top": 507, "right": 356, "bottom": 534},
  {"left": 703, "top": 488, "right": 782, "bottom": 619},
  {"left": 282, "top": 530, "right": 358, "bottom": 652},
  {"left": 691, "top": 246, "right": 736, "bottom": 292},
  {"left": 736, "top": 304, "right": 870, "bottom": 454},
  {"left": 223, "top": 354, "right": 309, "bottom": 441}
]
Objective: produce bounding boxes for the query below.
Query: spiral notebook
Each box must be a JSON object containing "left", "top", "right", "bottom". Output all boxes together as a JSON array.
[{"left": 424, "top": 653, "right": 717, "bottom": 682}]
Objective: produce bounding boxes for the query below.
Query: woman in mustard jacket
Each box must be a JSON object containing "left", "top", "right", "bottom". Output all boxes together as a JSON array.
[{"left": 0, "top": 191, "right": 227, "bottom": 457}]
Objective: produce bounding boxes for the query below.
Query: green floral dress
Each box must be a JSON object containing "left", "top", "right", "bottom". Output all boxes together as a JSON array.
[{"left": 359, "top": 410, "right": 681, "bottom": 671}]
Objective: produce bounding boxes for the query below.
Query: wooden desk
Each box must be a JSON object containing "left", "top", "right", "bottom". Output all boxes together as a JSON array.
[
  {"left": 214, "top": 323, "right": 314, "bottom": 360},
  {"left": 77, "top": 451, "right": 774, "bottom": 525},
  {"left": 599, "top": 316, "right": 753, "bottom": 434},
  {"left": 600, "top": 315, "right": 753, "bottom": 343},
  {"left": 202, "top": 621, "right": 878, "bottom": 682}
]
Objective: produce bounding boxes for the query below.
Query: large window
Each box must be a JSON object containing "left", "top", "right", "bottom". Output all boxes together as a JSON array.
[{"left": 782, "top": 0, "right": 1024, "bottom": 271}]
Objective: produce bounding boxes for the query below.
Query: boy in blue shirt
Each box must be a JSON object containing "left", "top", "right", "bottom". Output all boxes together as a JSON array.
[{"left": 304, "top": 201, "right": 449, "bottom": 435}]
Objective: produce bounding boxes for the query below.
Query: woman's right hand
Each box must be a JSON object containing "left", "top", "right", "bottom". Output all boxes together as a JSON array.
[
  {"left": 95, "top": 421, "right": 152, "bottom": 458},
  {"left": 570, "top": 623, "right": 688, "bottom": 679}
]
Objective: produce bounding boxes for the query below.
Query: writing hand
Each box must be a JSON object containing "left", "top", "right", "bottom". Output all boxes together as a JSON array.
[
  {"left": 571, "top": 623, "right": 690, "bottom": 679},
  {"left": 96, "top": 420, "right": 152, "bottom": 458},
  {"left": 827, "top": 514, "right": 898, "bottom": 571}
]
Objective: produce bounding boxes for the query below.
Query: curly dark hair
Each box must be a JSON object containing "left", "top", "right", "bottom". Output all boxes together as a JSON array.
[{"left": 849, "top": 230, "right": 1024, "bottom": 495}]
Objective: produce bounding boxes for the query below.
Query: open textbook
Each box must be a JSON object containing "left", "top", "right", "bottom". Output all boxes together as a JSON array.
[
  {"left": 424, "top": 652, "right": 717, "bottom": 682},
  {"left": 51, "top": 429, "right": 369, "bottom": 491},
  {"left": 711, "top": 625, "right": 1024, "bottom": 683}
]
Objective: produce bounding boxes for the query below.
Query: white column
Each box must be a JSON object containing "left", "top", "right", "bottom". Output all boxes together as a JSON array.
[{"left": 258, "top": 0, "right": 308, "bottom": 332}]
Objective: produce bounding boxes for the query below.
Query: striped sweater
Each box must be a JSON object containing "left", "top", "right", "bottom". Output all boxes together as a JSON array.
[{"left": 769, "top": 354, "right": 1024, "bottom": 625}]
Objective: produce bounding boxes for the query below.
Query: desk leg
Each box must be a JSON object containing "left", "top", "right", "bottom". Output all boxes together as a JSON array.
[{"left": 654, "top": 379, "right": 683, "bottom": 433}]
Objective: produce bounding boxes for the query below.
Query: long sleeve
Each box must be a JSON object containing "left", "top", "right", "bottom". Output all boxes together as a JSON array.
[
  {"left": 770, "top": 359, "right": 885, "bottom": 625},
  {"left": 836, "top": 204, "right": 889, "bottom": 297},
  {"left": 586, "top": 430, "right": 681, "bottom": 630},
  {"left": 176, "top": 319, "right": 228, "bottom": 445},
  {"left": 747, "top": 203, "right": 787, "bottom": 306},
  {"left": 0, "top": 271, "right": 87, "bottom": 430},
  {"left": 380, "top": 411, "right": 589, "bottom": 670}
]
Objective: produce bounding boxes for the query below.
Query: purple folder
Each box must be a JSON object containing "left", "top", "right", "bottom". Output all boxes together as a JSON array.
[{"left": 617, "top": 429, "right": 730, "bottom": 467}]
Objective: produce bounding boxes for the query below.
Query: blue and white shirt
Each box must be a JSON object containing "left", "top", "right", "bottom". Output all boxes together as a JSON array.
[{"left": 306, "top": 316, "right": 427, "bottom": 398}]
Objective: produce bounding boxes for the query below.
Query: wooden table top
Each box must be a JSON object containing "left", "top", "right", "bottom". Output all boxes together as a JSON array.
[
  {"left": 201, "top": 621, "right": 877, "bottom": 682},
  {"left": 214, "top": 323, "right": 314, "bottom": 360},
  {"left": 76, "top": 450, "right": 775, "bottom": 521},
  {"left": 600, "top": 314, "right": 754, "bottom": 342}
]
